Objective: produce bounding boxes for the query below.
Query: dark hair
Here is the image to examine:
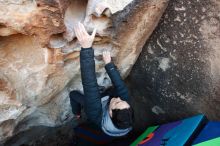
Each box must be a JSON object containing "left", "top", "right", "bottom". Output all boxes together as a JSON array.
[{"left": 111, "top": 107, "right": 133, "bottom": 129}]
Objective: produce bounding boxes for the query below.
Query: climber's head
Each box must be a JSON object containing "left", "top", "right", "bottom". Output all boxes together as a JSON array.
[{"left": 109, "top": 97, "right": 133, "bottom": 129}]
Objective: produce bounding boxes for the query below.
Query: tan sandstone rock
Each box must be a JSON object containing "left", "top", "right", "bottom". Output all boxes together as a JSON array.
[{"left": 0, "top": 0, "right": 169, "bottom": 143}]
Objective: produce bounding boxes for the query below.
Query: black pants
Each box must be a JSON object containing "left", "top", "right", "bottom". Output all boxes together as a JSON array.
[
  {"left": 69, "top": 91, "right": 85, "bottom": 115},
  {"left": 69, "top": 87, "right": 117, "bottom": 115}
]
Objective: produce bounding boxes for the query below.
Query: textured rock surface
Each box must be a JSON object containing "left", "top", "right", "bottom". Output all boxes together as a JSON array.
[
  {"left": 0, "top": 0, "right": 169, "bottom": 144},
  {"left": 128, "top": 0, "right": 220, "bottom": 131}
]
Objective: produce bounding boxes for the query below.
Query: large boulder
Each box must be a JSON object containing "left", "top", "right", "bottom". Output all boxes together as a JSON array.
[
  {"left": 0, "top": 0, "right": 169, "bottom": 144},
  {"left": 128, "top": 0, "right": 220, "bottom": 131}
]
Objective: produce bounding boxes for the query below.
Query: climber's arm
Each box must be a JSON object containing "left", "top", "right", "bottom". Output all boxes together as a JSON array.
[
  {"left": 103, "top": 51, "right": 130, "bottom": 102},
  {"left": 74, "top": 22, "right": 102, "bottom": 126},
  {"left": 80, "top": 47, "right": 102, "bottom": 125}
]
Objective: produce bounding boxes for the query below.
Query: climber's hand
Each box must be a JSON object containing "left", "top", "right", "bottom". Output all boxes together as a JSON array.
[
  {"left": 74, "top": 22, "right": 96, "bottom": 48},
  {"left": 102, "top": 51, "right": 111, "bottom": 64}
]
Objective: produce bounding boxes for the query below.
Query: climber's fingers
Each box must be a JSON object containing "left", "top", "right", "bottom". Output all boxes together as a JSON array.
[
  {"left": 77, "top": 22, "right": 85, "bottom": 39},
  {"left": 103, "top": 50, "right": 110, "bottom": 56},
  {"left": 78, "top": 22, "right": 89, "bottom": 38},
  {"left": 73, "top": 24, "right": 81, "bottom": 40},
  {"left": 91, "top": 28, "right": 97, "bottom": 38}
]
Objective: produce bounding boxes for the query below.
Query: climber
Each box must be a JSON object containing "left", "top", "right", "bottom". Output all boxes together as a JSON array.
[{"left": 69, "top": 22, "right": 133, "bottom": 137}]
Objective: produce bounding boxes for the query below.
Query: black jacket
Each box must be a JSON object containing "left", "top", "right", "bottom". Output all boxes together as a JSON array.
[{"left": 80, "top": 47, "right": 130, "bottom": 126}]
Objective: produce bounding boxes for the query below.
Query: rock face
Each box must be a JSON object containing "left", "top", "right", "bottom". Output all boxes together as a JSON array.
[
  {"left": 128, "top": 0, "right": 220, "bottom": 131},
  {"left": 0, "top": 0, "right": 169, "bottom": 144}
]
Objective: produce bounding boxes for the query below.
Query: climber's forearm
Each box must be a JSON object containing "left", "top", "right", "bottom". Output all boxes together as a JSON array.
[
  {"left": 105, "top": 62, "right": 130, "bottom": 102},
  {"left": 80, "top": 47, "right": 96, "bottom": 88},
  {"left": 80, "top": 47, "right": 102, "bottom": 126}
]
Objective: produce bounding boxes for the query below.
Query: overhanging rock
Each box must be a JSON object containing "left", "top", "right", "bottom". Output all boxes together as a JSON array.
[{"left": 0, "top": 0, "right": 169, "bottom": 144}]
